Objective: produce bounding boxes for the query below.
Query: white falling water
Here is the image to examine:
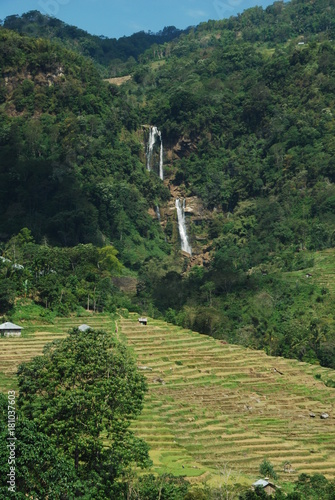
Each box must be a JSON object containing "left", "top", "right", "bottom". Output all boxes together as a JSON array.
[
  {"left": 156, "top": 205, "right": 161, "bottom": 222},
  {"left": 175, "top": 198, "right": 192, "bottom": 255},
  {"left": 146, "top": 126, "right": 158, "bottom": 171},
  {"left": 146, "top": 126, "right": 164, "bottom": 180}
]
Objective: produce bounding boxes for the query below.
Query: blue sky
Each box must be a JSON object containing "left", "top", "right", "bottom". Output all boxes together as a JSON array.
[{"left": 0, "top": 0, "right": 276, "bottom": 39}]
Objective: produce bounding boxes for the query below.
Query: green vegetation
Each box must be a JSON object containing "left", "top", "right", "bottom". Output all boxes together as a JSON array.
[
  {"left": 3, "top": 2, "right": 335, "bottom": 370},
  {"left": 18, "top": 328, "right": 150, "bottom": 487},
  {"left": 0, "top": 28, "right": 168, "bottom": 266},
  {"left": 1, "top": 325, "right": 170, "bottom": 498},
  {"left": 1, "top": 314, "right": 335, "bottom": 497},
  {"left": 0, "top": 228, "right": 135, "bottom": 315},
  {"left": 2, "top": 0, "right": 335, "bottom": 494},
  {"left": 259, "top": 458, "right": 278, "bottom": 480},
  {"left": 0, "top": 393, "right": 88, "bottom": 498}
]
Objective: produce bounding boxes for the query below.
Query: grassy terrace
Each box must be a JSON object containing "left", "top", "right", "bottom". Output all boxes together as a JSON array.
[
  {"left": 0, "top": 315, "right": 115, "bottom": 392},
  {"left": 120, "top": 316, "right": 335, "bottom": 484},
  {"left": 0, "top": 313, "right": 335, "bottom": 486}
]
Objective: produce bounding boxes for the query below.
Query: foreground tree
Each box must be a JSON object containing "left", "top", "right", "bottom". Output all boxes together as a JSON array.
[
  {"left": 0, "top": 393, "right": 89, "bottom": 499},
  {"left": 17, "top": 329, "right": 151, "bottom": 495}
]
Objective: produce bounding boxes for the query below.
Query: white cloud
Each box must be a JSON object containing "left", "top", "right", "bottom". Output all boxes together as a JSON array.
[{"left": 186, "top": 9, "right": 208, "bottom": 19}]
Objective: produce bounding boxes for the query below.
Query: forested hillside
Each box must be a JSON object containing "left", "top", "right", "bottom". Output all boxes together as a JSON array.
[
  {"left": 133, "top": 0, "right": 335, "bottom": 369},
  {"left": 2, "top": 0, "right": 335, "bottom": 371},
  {"left": 0, "top": 28, "right": 169, "bottom": 256}
]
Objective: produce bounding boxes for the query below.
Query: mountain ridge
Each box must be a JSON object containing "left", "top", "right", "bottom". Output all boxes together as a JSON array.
[{"left": 1, "top": 10, "right": 190, "bottom": 72}]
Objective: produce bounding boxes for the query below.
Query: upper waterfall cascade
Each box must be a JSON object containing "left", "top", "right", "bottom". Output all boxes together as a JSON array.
[
  {"left": 175, "top": 198, "right": 192, "bottom": 255},
  {"left": 146, "top": 126, "right": 164, "bottom": 180}
]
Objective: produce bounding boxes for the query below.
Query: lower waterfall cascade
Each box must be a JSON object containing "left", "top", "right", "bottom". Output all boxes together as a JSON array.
[{"left": 175, "top": 198, "right": 192, "bottom": 255}]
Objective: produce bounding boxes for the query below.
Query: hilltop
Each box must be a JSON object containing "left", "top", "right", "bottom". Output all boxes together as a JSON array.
[{"left": 1, "top": 10, "right": 188, "bottom": 74}]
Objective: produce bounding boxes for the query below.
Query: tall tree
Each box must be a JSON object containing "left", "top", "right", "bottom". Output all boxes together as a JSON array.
[{"left": 17, "top": 329, "right": 151, "bottom": 492}]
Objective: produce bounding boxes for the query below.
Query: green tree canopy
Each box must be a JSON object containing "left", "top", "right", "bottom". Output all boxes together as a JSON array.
[
  {"left": 0, "top": 393, "right": 88, "bottom": 499},
  {"left": 17, "top": 329, "right": 151, "bottom": 492}
]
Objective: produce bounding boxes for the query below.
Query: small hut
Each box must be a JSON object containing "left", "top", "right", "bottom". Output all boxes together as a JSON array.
[
  {"left": 0, "top": 322, "right": 23, "bottom": 337},
  {"left": 138, "top": 317, "right": 148, "bottom": 325},
  {"left": 252, "top": 479, "right": 277, "bottom": 496}
]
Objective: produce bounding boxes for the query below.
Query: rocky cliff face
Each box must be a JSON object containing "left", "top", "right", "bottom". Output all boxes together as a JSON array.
[{"left": 165, "top": 135, "right": 199, "bottom": 161}]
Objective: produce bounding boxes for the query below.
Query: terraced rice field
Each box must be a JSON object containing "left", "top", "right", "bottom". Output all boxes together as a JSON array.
[
  {"left": 0, "top": 315, "right": 115, "bottom": 391},
  {"left": 120, "top": 316, "right": 335, "bottom": 482},
  {"left": 1, "top": 313, "right": 335, "bottom": 484}
]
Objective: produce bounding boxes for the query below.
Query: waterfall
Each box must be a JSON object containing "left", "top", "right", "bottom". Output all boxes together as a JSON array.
[
  {"left": 175, "top": 198, "right": 192, "bottom": 255},
  {"left": 146, "top": 126, "right": 158, "bottom": 171},
  {"left": 146, "top": 126, "right": 163, "bottom": 180},
  {"left": 156, "top": 205, "right": 161, "bottom": 222}
]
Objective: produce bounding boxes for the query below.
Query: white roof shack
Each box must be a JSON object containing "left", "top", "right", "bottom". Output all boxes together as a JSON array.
[
  {"left": 253, "top": 480, "right": 269, "bottom": 488},
  {"left": 0, "top": 322, "right": 23, "bottom": 337},
  {"left": 252, "top": 479, "right": 277, "bottom": 496},
  {"left": 78, "top": 324, "right": 91, "bottom": 332}
]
